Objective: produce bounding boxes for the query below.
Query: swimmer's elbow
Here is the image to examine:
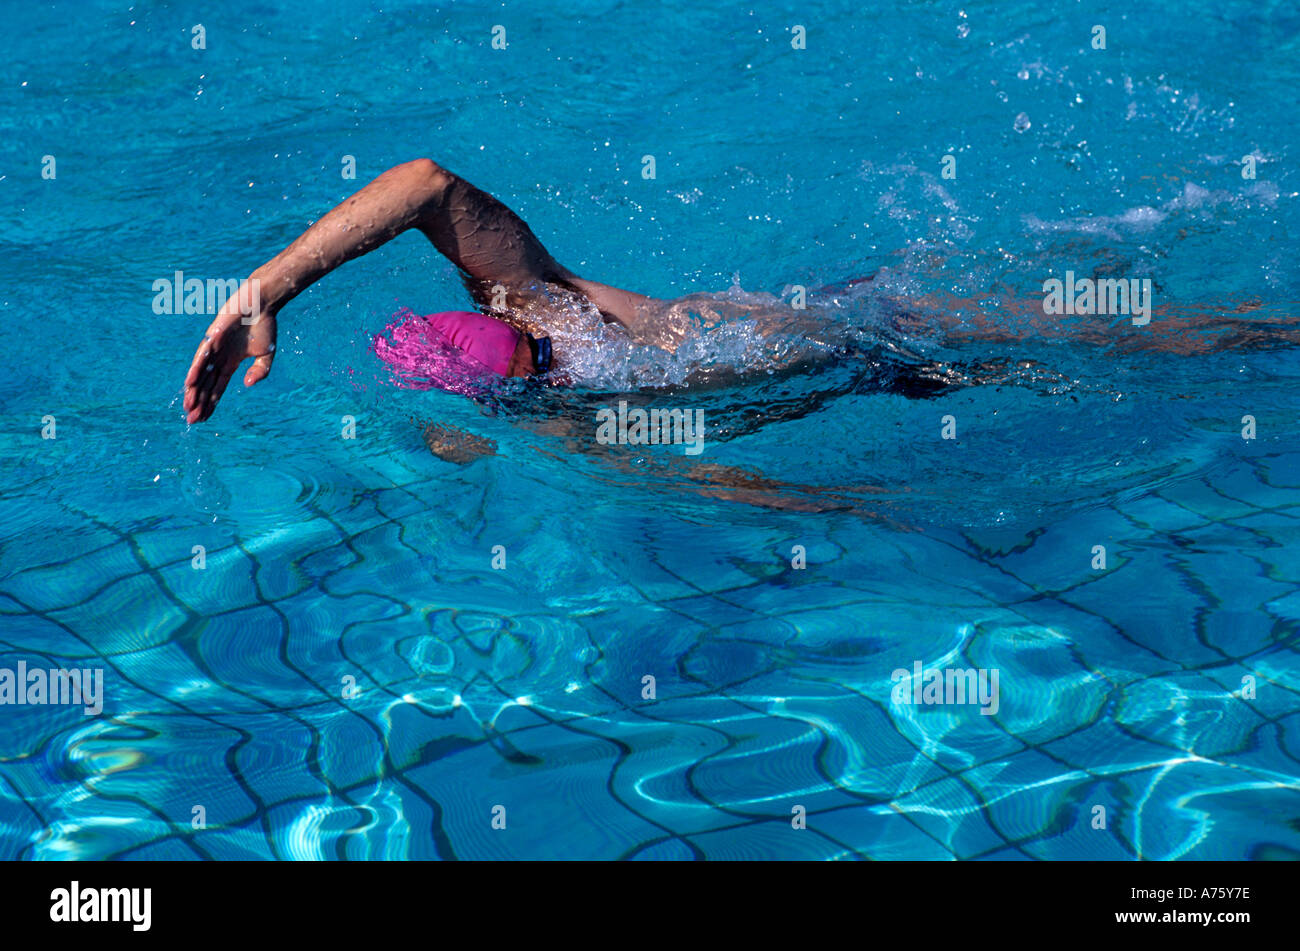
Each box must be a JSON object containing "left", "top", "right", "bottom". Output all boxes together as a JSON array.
[{"left": 393, "top": 158, "right": 453, "bottom": 196}]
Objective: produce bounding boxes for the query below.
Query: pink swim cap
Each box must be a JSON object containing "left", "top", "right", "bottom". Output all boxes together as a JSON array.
[{"left": 373, "top": 309, "right": 522, "bottom": 394}]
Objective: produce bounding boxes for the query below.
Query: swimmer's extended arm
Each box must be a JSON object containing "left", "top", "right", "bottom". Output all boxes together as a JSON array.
[
  {"left": 183, "top": 159, "right": 661, "bottom": 422},
  {"left": 184, "top": 159, "right": 446, "bottom": 422}
]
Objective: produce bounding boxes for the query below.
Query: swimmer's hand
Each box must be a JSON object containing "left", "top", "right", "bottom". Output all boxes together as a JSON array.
[
  {"left": 183, "top": 293, "right": 278, "bottom": 424},
  {"left": 421, "top": 422, "right": 497, "bottom": 464}
]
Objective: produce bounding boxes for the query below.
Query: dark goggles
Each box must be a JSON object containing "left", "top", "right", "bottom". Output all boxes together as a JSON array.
[{"left": 527, "top": 334, "right": 553, "bottom": 375}]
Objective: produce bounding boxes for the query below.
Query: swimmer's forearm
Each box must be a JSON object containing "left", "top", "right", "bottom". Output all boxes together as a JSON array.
[
  {"left": 182, "top": 159, "right": 477, "bottom": 425},
  {"left": 250, "top": 160, "right": 447, "bottom": 313}
]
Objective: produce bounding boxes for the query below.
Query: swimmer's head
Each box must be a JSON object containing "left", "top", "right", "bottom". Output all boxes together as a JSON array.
[
  {"left": 424, "top": 310, "right": 533, "bottom": 376},
  {"left": 374, "top": 309, "right": 551, "bottom": 394}
]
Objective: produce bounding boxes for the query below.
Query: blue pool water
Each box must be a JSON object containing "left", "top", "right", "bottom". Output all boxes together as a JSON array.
[{"left": 2, "top": 0, "right": 1299, "bottom": 860}]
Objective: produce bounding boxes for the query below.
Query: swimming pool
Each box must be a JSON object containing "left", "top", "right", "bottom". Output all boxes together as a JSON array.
[{"left": 1, "top": 0, "right": 1298, "bottom": 860}]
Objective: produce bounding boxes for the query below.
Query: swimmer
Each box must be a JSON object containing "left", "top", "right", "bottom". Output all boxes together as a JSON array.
[{"left": 183, "top": 157, "right": 1299, "bottom": 425}]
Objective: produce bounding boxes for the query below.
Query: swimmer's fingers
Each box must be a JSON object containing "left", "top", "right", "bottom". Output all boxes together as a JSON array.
[
  {"left": 189, "top": 356, "right": 236, "bottom": 424},
  {"left": 205, "top": 366, "right": 237, "bottom": 420},
  {"left": 183, "top": 332, "right": 223, "bottom": 422},
  {"left": 184, "top": 330, "right": 241, "bottom": 423}
]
